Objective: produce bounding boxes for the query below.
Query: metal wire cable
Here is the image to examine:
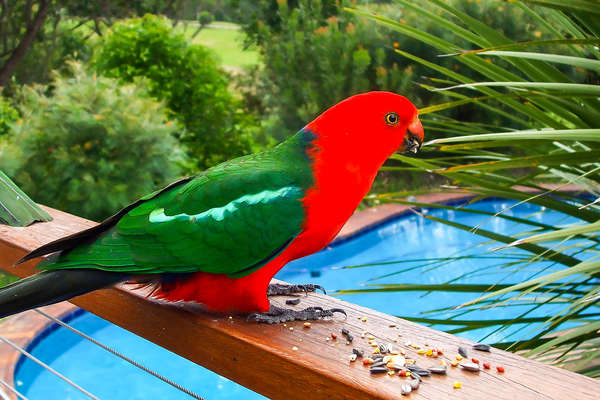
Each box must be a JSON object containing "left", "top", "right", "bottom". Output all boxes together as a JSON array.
[
  {"left": 0, "top": 377, "right": 29, "bottom": 400},
  {"left": 34, "top": 309, "right": 205, "bottom": 400},
  {"left": 0, "top": 334, "right": 99, "bottom": 400}
]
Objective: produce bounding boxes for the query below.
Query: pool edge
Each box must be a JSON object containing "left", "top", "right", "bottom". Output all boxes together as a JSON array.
[{"left": 0, "top": 302, "right": 78, "bottom": 400}]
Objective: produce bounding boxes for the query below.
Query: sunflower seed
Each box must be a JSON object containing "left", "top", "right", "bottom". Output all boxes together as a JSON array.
[
  {"left": 409, "top": 378, "right": 420, "bottom": 390},
  {"left": 379, "top": 344, "right": 389, "bottom": 354},
  {"left": 389, "top": 355, "right": 405, "bottom": 367},
  {"left": 349, "top": 354, "right": 357, "bottom": 362},
  {"left": 352, "top": 348, "right": 364, "bottom": 358},
  {"left": 406, "top": 365, "right": 431, "bottom": 376},
  {"left": 286, "top": 298, "right": 301, "bottom": 305},
  {"left": 410, "top": 372, "right": 422, "bottom": 382},
  {"left": 460, "top": 361, "right": 480, "bottom": 372},
  {"left": 347, "top": 334, "right": 353, "bottom": 342},
  {"left": 401, "top": 384, "right": 412, "bottom": 395},
  {"left": 341, "top": 328, "right": 350, "bottom": 336},
  {"left": 428, "top": 366, "right": 447, "bottom": 375},
  {"left": 458, "top": 346, "right": 468, "bottom": 358},
  {"left": 473, "top": 343, "right": 491, "bottom": 352},
  {"left": 370, "top": 366, "right": 388, "bottom": 374},
  {"left": 372, "top": 361, "right": 385, "bottom": 368}
]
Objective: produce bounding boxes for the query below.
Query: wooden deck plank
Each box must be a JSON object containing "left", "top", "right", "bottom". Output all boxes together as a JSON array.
[{"left": 1, "top": 205, "right": 599, "bottom": 399}]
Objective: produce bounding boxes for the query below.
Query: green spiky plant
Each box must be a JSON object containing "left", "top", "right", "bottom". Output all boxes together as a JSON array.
[
  {"left": 347, "top": 0, "right": 600, "bottom": 377},
  {"left": 0, "top": 170, "right": 52, "bottom": 227}
]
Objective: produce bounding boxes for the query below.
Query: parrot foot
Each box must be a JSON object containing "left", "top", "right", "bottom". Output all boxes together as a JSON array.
[
  {"left": 267, "top": 283, "right": 326, "bottom": 296},
  {"left": 247, "top": 305, "right": 346, "bottom": 324}
]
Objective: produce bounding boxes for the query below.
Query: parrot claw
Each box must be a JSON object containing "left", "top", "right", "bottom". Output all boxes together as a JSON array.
[
  {"left": 266, "top": 283, "right": 326, "bottom": 296},
  {"left": 247, "top": 305, "right": 346, "bottom": 324}
]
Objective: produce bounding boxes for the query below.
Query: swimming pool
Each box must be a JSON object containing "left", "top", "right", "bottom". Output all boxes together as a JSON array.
[{"left": 15, "top": 199, "right": 595, "bottom": 399}]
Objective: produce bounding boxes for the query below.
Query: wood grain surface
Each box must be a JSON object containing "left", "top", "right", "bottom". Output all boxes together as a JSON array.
[{"left": 1, "top": 205, "right": 599, "bottom": 400}]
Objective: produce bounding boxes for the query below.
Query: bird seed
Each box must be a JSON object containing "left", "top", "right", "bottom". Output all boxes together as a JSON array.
[
  {"left": 473, "top": 343, "right": 491, "bottom": 352},
  {"left": 400, "top": 384, "right": 412, "bottom": 395},
  {"left": 459, "top": 362, "right": 480, "bottom": 372}
]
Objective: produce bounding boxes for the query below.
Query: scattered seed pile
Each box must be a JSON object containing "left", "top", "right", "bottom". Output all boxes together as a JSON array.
[{"left": 300, "top": 317, "right": 506, "bottom": 396}]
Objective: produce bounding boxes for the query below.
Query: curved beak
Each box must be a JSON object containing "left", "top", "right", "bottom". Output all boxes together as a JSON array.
[{"left": 402, "top": 117, "right": 424, "bottom": 154}]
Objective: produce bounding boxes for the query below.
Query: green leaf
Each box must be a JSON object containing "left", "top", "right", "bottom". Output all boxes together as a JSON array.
[
  {"left": 522, "top": 0, "right": 600, "bottom": 15},
  {"left": 479, "top": 51, "right": 600, "bottom": 70},
  {"left": 462, "top": 259, "right": 600, "bottom": 306},
  {"left": 0, "top": 171, "right": 52, "bottom": 227},
  {"left": 452, "top": 39, "right": 600, "bottom": 56},
  {"left": 426, "top": 129, "right": 600, "bottom": 145},
  {"left": 436, "top": 82, "right": 600, "bottom": 96},
  {"left": 507, "top": 220, "right": 600, "bottom": 246}
]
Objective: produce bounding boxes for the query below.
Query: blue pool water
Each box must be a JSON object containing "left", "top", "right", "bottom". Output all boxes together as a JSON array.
[{"left": 15, "top": 199, "right": 596, "bottom": 399}]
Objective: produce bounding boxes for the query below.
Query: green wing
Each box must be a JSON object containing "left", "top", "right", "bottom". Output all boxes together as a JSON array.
[{"left": 42, "top": 149, "right": 311, "bottom": 279}]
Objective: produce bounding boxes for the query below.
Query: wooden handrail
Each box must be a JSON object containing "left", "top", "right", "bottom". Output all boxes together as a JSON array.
[{"left": 1, "top": 205, "right": 599, "bottom": 399}]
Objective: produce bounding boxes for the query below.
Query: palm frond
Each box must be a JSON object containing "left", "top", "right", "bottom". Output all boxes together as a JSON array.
[{"left": 349, "top": 0, "right": 600, "bottom": 376}]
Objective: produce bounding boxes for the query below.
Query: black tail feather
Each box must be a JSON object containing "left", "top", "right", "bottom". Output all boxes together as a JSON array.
[{"left": 0, "top": 269, "right": 130, "bottom": 319}]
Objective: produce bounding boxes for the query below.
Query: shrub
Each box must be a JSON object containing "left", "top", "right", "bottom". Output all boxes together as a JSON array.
[
  {"left": 0, "top": 97, "right": 18, "bottom": 137},
  {"left": 198, "top": 11, "right": 214, "bottom": 27},
  {"left": 1, "top": 63, "right": 181, "bottom": 221},
  {"left": 94, "top": 14, "right": 256, "bottom": 171},
  {"left": 238, "top": 0, "right": 414, "bottom": 141}
]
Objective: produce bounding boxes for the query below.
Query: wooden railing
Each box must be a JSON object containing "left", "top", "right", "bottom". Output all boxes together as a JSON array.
[{"left": 1, "top": 205, "right": 599, "bottom": 399}]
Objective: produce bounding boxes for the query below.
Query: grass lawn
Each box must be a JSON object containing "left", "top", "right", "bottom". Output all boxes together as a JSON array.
[{"left": 178, "top": 22, "right": 261, "bottom": 71}]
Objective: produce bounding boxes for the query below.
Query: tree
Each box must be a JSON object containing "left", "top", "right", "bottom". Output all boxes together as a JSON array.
[
  {"left": 0, "top": 0, "right": 188, "bottom": 89},
  {"left": 191, "top": 11, "right": 214, "bottom": 38},
  {"left": 0, "top": 0, "right": 52, "bottom": 87},
  {"left": 94, "top": 15, "right": 256, "bottom": 171}
]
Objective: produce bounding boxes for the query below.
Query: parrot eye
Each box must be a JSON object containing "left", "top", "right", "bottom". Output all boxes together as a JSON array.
[{"left": 384, "top": 112, "right": 399, "bottom": 126}]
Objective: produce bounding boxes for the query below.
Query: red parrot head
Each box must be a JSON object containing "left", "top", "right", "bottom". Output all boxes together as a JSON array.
[{"left": 306, "top": 91, "right": 424, "bottom": 166}]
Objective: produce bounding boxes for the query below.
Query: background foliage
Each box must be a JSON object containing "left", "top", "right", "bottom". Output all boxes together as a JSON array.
[
  {"left": 0, "top": 63, "right": 180, "bottom": 221},
  {"left": 94, "top": 14, "right": 256, "bottom": 171},
  {"left": 233, "top": 0, "right": 554, "bottom": 142},
  {"left": 236, "top": 0, "right": 413, "bottom": 141},
  {"left": 0, "top": 96, "right": 18, "bottom": 137}
]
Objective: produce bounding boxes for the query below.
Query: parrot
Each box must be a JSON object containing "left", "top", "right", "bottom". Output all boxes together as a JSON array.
[{"left": 0, "top": 91, "right": 423, "bottom": 323}]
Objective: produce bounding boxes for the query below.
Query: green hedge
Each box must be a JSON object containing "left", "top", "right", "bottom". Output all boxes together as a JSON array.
[
  {"left": 94, "top": 15, "right": 257, "bottom": 171},
  {"left": 0, "top": 63, "right": 181, "bottom": 221}
]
